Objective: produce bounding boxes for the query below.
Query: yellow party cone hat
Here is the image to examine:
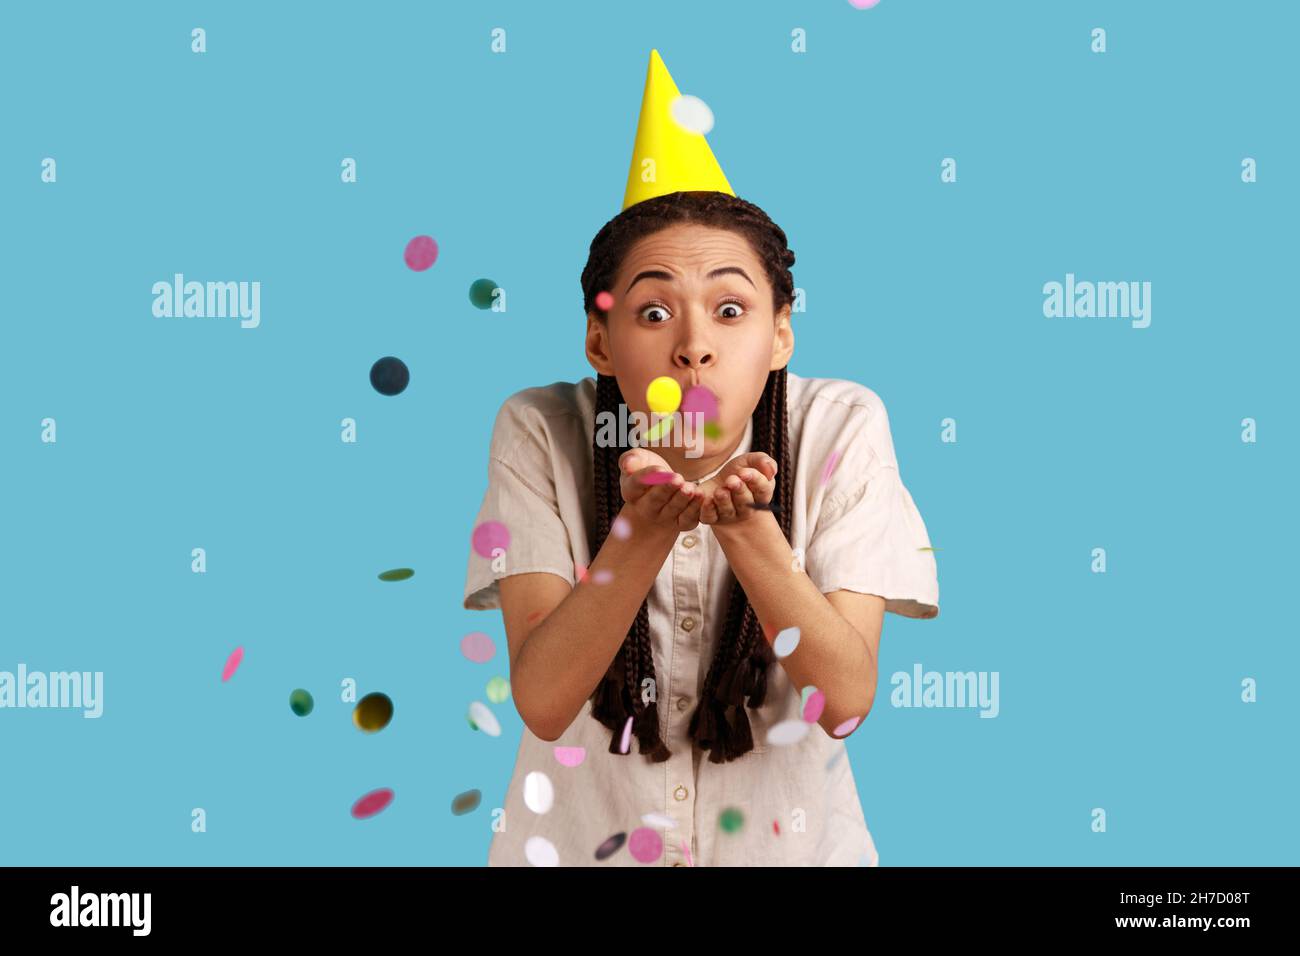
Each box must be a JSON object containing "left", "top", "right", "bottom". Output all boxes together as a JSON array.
[{"left": 621, "top": 49, "right": 734, "bottom": 211}]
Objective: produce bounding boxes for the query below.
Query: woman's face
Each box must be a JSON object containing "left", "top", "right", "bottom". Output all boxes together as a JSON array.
[{"left": 585, "top": 222, "right": 794, "bottom": 474}]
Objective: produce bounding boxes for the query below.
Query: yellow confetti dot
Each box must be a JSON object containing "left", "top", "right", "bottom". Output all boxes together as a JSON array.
[{"left": 646, "top": 376, "right": 682, "bottom": 416}]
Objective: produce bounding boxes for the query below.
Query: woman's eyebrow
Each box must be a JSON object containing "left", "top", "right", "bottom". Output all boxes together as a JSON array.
[{"left": 624, "top": 266, "right": 756, "bottom": 294}]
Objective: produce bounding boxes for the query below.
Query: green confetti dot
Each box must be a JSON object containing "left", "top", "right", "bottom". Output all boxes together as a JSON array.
[
  {"left": 289, "top": 689, "right": 314, "bottom": 717},
  {"left": 469, "top": 279, "right": 499, "bottom": 310},
  {"left": 703, "top": 421, "right": 722, "bottom": 440},
  {"left": 378, "top": 568, "right": 414, "bottom": 581},
  {"left": 468, "top": 715, "right": 479, "bottom": 731},
  {"left": 486, "top": 675, "right": 511, "bottom": 704},
  {"left": 719, "top": 807, "right": 744, "bottom": 834},
  {"left": 451, "top": 789, "right": 482, "bottom": 815}
]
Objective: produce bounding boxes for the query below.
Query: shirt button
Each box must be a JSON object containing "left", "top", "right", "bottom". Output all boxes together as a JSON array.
[
  {"left": 676, "top": 696, "right": 689, "bottom": 712},
  {"left": 681, "top": 617, "right": 695, "bottom": 632},
  {"left": 674, "top": 785, "right": 689, "bottom": 802},
  {"left": 682, "top": 534, "right": 697, "bottom": 549}
]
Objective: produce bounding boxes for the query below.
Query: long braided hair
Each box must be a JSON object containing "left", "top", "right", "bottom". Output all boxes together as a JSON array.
[{"left": 579, "top": 190, "right": 796, "bottom": 764}]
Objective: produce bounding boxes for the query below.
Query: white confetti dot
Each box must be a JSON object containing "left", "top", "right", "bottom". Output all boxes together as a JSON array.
[
  {"left": 523, "top": 771, "right": 555, "bottom": 814},
  {"left": 765, "top": 718, "right": 811, "bottom": 747},
  {"left": 611, "top": 516, "right": 632, "bottom": 540},
  {"left": 524, "top": 835, "right": 559, "bottom": 867},
  {"left": 670, "top": 94, "right": 714, "bottom": 134},
  {"left": 468, "top": 701, "right": 501, "bottom": 737},
  {"left": 773, "top": 626, "right": 801, "bottom": 658},
  {"left": 641, "top": 812, "right": 678, "bottom": 830}
]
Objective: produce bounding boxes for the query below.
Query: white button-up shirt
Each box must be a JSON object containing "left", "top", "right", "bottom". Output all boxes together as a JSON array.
[{"left": 464, "top": 371, "right": 940, "bottom": 866}]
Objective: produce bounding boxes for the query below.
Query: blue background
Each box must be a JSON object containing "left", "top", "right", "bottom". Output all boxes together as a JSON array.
[{"left": 1, "top": 0, "right": 1295, "bottom": 866}]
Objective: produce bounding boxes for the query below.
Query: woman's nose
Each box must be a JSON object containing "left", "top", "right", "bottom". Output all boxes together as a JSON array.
[{"left": 674, "top": 347, "right": 714, "bottom": 369}]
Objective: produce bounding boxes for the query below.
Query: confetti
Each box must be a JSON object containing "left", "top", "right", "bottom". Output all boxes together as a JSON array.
[
  {"left": 377, "top": 567, "right": 414, "bottom": 581},
  {"left": 611, "top": 516, "right": 632, "bottom": 540},
  {"left": 619, "top": 716, "right": 633, "bottom": 754},
  {"left": 646, "top": 376, "right": 682, "bottom": 415},
  {"left": 471, "top": 521, "right": 510, "bottom": 558},
  {"left": 574, "top": 561, "right": 588, "bottom": 583},
  {"left": 369, "top": 356, "right": 409, "bottom": 396},
  {"left": 592, "top": 569, "right": 614, "bottom": 585},
  {"left": 719, "top": 807, "right": 744, "bottom": 834},
  {"left": 594, "top": 832, "right": 626, "bottom": 861},
  {"left": 594, "top": 290, "right": 615, "bottom": 312},
  {"left": 703, "top": 421, "right": 722, "bottom": 441},
  {"left": 289, "top": 689, "right": 314, "bottom": 716},
  {"left": 918, "top": 546, "right": 941, "bottom": 552},
  {"left": 802, "top": 688, "right": 826, "bottom": 723},
  {"left": 832, "top": 715, "right": 861, "bottom": 737},
  {"left": 221, "top": 647, "right": 243, "bottom": 682},
  {"left": 766, "top": 718, "right": 811, "bottom": 747},
  {"left": 773, "top": 820, "right": 781, "bottom": 836},
  {"left": 525, "top": 835, "right": 559, "bottom": 867},
  {"left": 468, "top": 278, "right": 498, "bottom": 310},
  {"left": 773, "top": 626, "right": 801, "bottom": 658},
  {"left": 553, "top": 746, "right": 586, "bottom": 768},
  {"left": 404, "top": 235, "right": 438, "bottom": 271},
  {"left": 847, "top": 0, "right": 883, "bottom": 8},
  {"left": 523, "top": 771, "right": 554, "bottom": 814},
  {"left": 680, "top": 384, "right": 719, "bottom": 422},
  {"left": 460, "top": 631, "right": 496, "bottom": 664},
  {"left": 819, "top": 450, "right": 842, "bottom": 487},
  {"left": 641, "top": 812, "right": 677, "bottom": 829},
  {"left": 351, "top": 788, "right": 394, "bottom": 819},
  {"left": 468, "top": 701, "right": 501, "bottom": 737},
  {"left": 670, "top": 94, "right": 714, "bottom": 135},
  {"left": 682, "top": 839, "right": 694, "bottom": 867},
  {"left": 353, "top": 692, "right": 394, "bottom": 733},
  {"left": 639, "top": 470, "right": 676, "bottom": 486},
  {"left": 451, "top": 789, "right": 481, "bottom": 815},
  {"left": 628, "top": 827, "right": 663, "bottom": 863},
  {"left": 644, "top": 414, "right": 674, "bottom": 442},
  {"left": 486, "top": 675, "right": 511, "bottom": 704}
]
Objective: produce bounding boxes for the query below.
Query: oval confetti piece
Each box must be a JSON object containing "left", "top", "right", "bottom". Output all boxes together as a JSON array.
[
  {"left": 369, "top": 356, "right": 409, "bottom": 396},
  {"left": 670, "top": 93, "right": 715, "bottom": 135},
  {"left": 628, "top": 827, "right": 663, "bottom": 863},
  {"left": 221, "top": 647, "right": 243, "bottom": 682},
  {"left": 848, "top": 0, "right": 883, "bottom": 9},
  {"left": 486, "top": 675, "right": 511, "bottom": 704},
  {"left": 594, "top": 290, "right": 615, "bottom": 312},
  {"left": 639, "top": 470, "right": 676, "bottom": 486},
  {"left": 595, "top": 832, "right": 626, "bottom": 861},
  {"left": 451, "top": 789, "right": 481, "bottom": 815},
  {"left": 643, "top": 415, "right": 673, "bottom": 442},
  {"left": 592, "top": 569, "right": 614, "bottom": 585},
  {"left": 523, "top": 771, "right": 554, "bottom": 814},
  {"left": 468, "top": 701, "right": 501, "bottom": 737},
  {"left": 641, "top": 812, "right": 677, "bottom": 830},
  {"left": 719, "top": 807, "right": 744, "bottom": 833},
  {"left": 289, "top": 688, "right": 314, "bottom": 716},
  {"left": 680, "top": 384, "right": 719, "bottom": 422},
  {"left": 404, "top": 235, "right": 438, "bottom": 271},
  {"left": 773, "top": 626, "right": 801, "bottom": 658},
  {"left": 619, "top": 716, "right": 633, "bottom": 754},
  {"left": 469, "top": 278, "right": 499, "bottom": 310},
  {"left": 646, "top": 376, "right": 682, "bottom": 415},
  {"left": 820, "top": 450, "right": 843, "bottom": 487},
  {"left": 611, "top": 516, "right": 632, "bottom": 540},
  {"left": 525, "top": 835, "right": 559, "bottom": 867},
  {"left": 766, "top": 718, "right": 811, "bottom": 747},
  {"left": 802, "top": 689, "right": 826, "bottom": 723},
  {"left": 378, "top": 568, "right": 414, "bottom": 581},
  {"left": 832, "top": 715, "right": 862, "bottom": 737},
  {"left": 682, "top": 840, "right": 694, "bottom": 867},
  {"left": 471, "top": 521, "right": 510, "bottom": 558},
  {"left": 353, "top": 692, "right": 394, "bottom": 733},
  {"left": 351, "top": 788, "right": 394, "bottom": 819},
  {"left": 553, "top": 746, "right": 586, "bottom": 768},
  {"left": 460, "top": 631, "right": 496, "bottom": 664}
]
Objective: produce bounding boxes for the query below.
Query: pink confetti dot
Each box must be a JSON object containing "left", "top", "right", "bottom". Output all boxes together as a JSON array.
[
  {"left": 619, "top": 716, "right": 633, "bottom": 754},
  {"left": 680, "top": 385, "right": 719, "bottom": 423},
  {"left": 351, "top": 787, "right": 395, "bottom": 819},
  {"left": 832, "top": 715, "right": 862, "bottom": 737},
  {"left": 471, "top": 521, "right": 510, "bottom": 558},
  {"left": 611, "top": 516, "right": 632, "bottom": 540},
  {"left": 628, "top": 827, "right": 663, "bottom": 863},
  {"left": 404, "top": 235, "right": 438, "bottom": 271},
  {"left": 803, "top": 690, "right": 826, "bottom": 723},
  {"left": 595, "top": 291, "right": 615, "bottom": 311},
  {"left": 592, "top": 569, "right": 614, "bottom": 585},
  {"left": 221, "top": 646, "right": 243, "bottom": 682},
  {"left": 640, "top": 470, "right": 676, "bottom": 486},
  {"left": 460, "top": 631, "right": 497, "bottom": 664},
  {"left": 574, "top": 561, "right": 588, "bottom": 583},
  {"left": 681, "top": 839, "right": 694, "bottom": 866},
  {"left": 847, "top": 0, "right": 882, "bottom": 8},
  {"left": 553, "top": 746, "right": 586, "bottom": 767},
  {"left": 819, "top": 450, "right": 843, "bottom": 487}
]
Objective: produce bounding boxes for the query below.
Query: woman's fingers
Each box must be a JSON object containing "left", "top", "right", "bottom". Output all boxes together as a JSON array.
[
  {"left": 659, "top": 481, "right": 698, "bottom": 523},
  {"left": 712, "top": 482, "right": 737, "bottom": 521}
]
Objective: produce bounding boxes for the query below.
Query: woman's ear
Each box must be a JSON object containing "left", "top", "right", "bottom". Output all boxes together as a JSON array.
[
  {"left": 585, "top": 312, "right": 616, "bottom": 375},
  {"left": 770, "top": 304, "right": 795, "bottom": 370}
]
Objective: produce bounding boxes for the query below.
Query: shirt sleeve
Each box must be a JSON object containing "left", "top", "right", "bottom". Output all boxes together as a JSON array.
[
  {"left": 463, "top": 397, "right": 577, "bottom": 611},
  {"left": 803, "top": 398, "right": 940, "bottom": 620}
]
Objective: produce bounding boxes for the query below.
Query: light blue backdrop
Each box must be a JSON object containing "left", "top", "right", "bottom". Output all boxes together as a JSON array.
[{"left": 1, "top": 0, "right": 1295, "bottom": 866}]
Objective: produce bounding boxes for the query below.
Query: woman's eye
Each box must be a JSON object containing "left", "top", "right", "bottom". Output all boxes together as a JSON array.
[
  {"left": 718, "top": 301, "right": 746, "bottom": 319},
  {"left": 640, "top": 304, "right": 670, "bottom": 323}
]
